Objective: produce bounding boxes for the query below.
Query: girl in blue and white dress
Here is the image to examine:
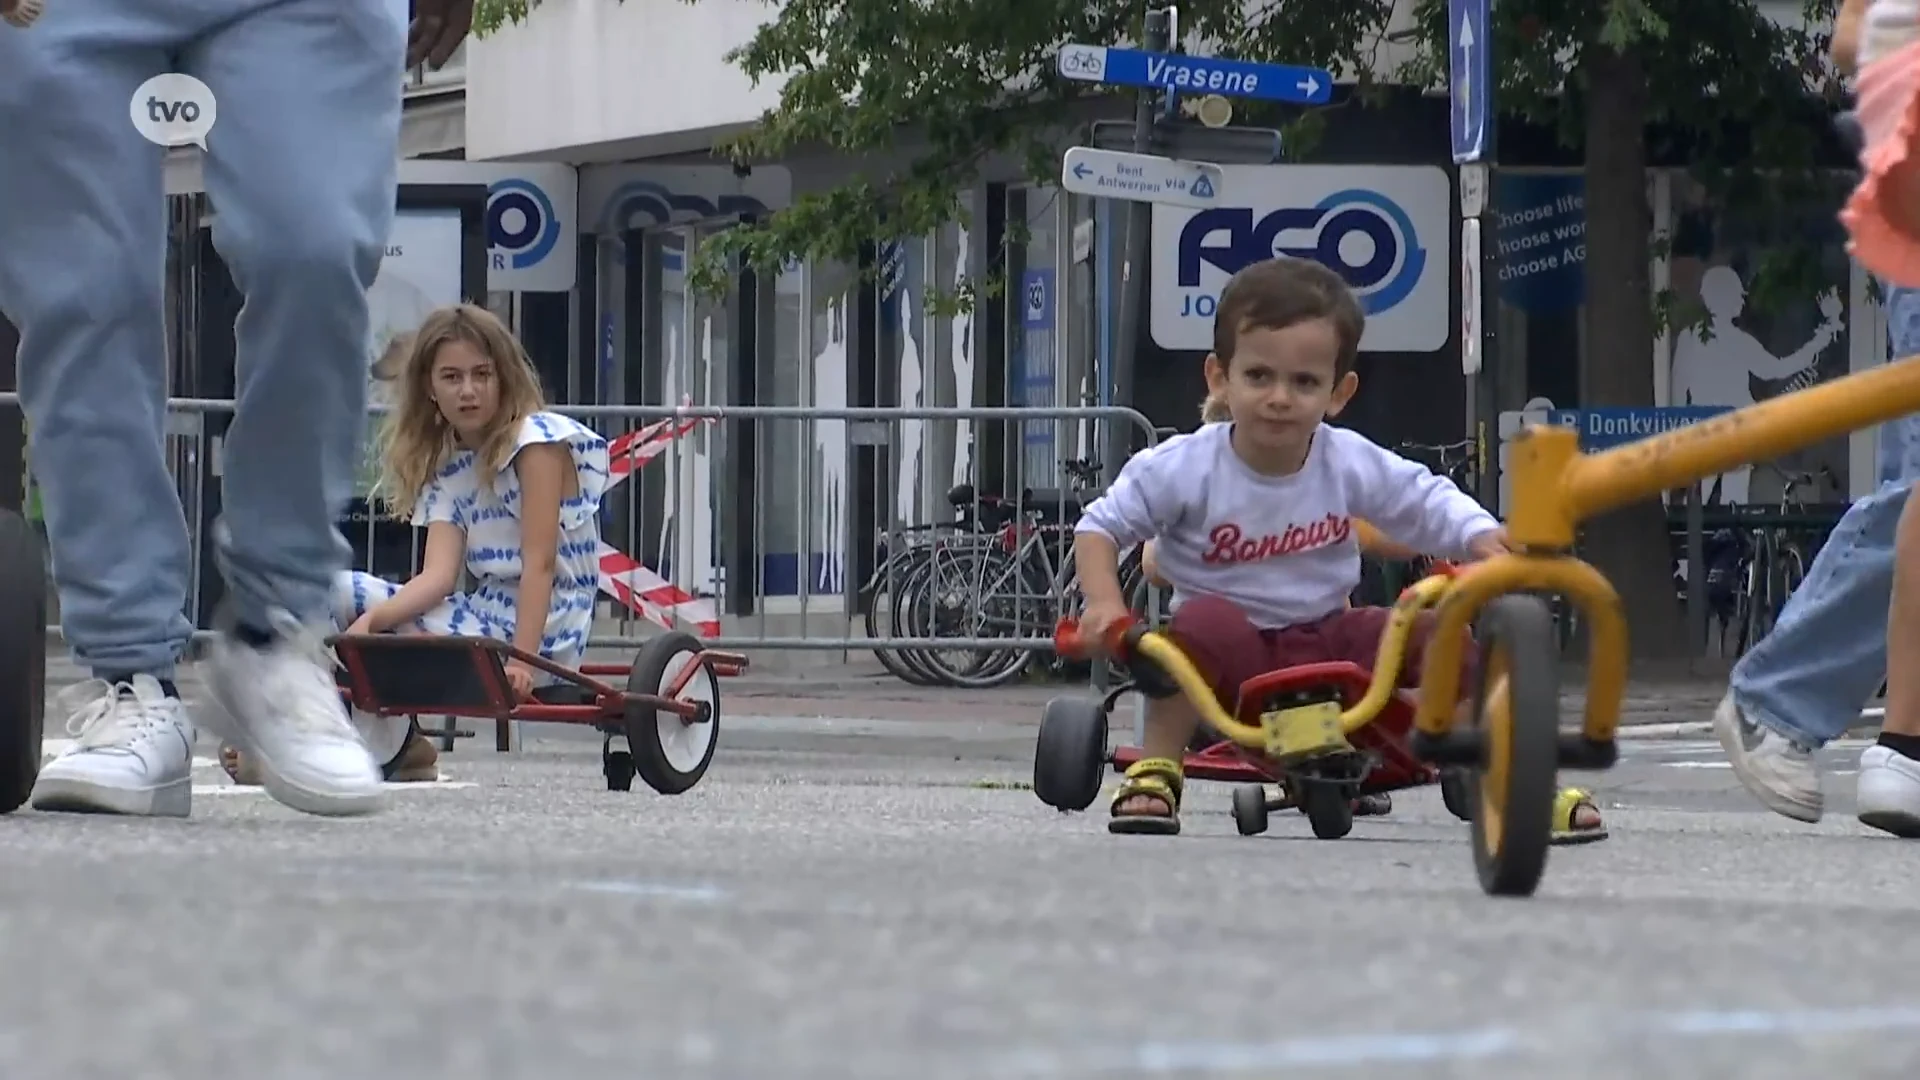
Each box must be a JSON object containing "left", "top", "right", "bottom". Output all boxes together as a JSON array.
[{"left": 220, "top": 304, "right": 609, "bottom": 785}]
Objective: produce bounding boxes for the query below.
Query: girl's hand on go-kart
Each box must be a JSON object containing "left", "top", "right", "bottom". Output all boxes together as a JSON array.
[
  {"left": 344, "top": 612, "right": 378, "bottom": 636},
  {"left": 504, "top": 660, "right": 537, "bottom": 702},
  {"left": 1467, "top": 528, "right": 1510, "bottom": 561},
  {"left": 1078, "top": 598, "right": 1133, "bottom": 657}
]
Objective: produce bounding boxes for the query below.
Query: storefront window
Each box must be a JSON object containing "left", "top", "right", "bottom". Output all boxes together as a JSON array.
[
  {"left": 879, "top": 237, "right": 931, "bottom": 526},
  {"left": 754, "top": 259, "right": 808, "bottom": 598},
  {"left": 807, "top": 258, "right": 855, "bottom": 597},
  {"left": 1005, "top": 185, "right": 1063, "bottom": 488},
  {"left": 925, "top": 221, "right": 976, "bottom": 502}
]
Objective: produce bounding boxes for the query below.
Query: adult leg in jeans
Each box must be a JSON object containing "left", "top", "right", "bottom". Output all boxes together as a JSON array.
[
  {"left": 1716, "top": 282, "right": 1920, "bottom": 822},
  {"left": 0, "top": 2, "right": 198, "bottom": 816},
  {"left": 1, "top": 0, "right": 405, "bottom": 818},
  {"left": 187, "top": 0, "right": 414, "bottom": 818},
  {"left": 1856, "top": 487, "right": 1920, "bottom": 836}
]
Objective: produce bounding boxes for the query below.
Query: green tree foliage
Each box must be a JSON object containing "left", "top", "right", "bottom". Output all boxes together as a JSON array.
[{"left": 474, "top": 0, "right": 1848, "bottom": 655}]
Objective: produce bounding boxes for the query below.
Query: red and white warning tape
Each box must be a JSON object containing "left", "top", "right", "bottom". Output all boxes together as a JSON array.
[{"left": 594, "top": 408, "right": 722, "bottom": 638}]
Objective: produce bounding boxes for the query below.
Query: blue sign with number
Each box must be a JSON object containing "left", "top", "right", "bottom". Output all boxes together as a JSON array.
[
  {"left": 1021, "top": 269, "right": 1054, "bottom": 330},
  {"left": 1448, "top": 0, "right": 1490, "bottom": 162}
]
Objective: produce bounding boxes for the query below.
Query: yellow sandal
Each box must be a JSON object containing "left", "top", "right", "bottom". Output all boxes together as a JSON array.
[
  {"left": 1109, "top": 757, "right": 1185, "bottom": 836},
  {"left": 1550, "top": 786, "right": 1609, "bottom": 845}
]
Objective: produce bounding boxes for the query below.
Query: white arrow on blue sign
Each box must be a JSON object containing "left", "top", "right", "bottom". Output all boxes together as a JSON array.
[
  {"left": 1055, "top": 43, "right": 1332, "bottom": 106},
  {"left": 1059, "top": 147, "right": 1225, "bottom": 209},
  {"left": 1448, "top": 0, "right": 1491, "bottom": 163}
]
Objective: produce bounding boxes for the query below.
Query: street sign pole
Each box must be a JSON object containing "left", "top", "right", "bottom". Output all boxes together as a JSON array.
[
  {"left": 1055, "top": 20, "right": 1327, "bottom": 482},
  {"left": 1450, "top": 0, "right": 1499, "bottom": 510},
  {"left": 1105, "top": 7, "right": 1172, "bottom": 488}
]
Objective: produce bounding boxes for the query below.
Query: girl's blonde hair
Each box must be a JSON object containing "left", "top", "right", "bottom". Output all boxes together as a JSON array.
[
  {"left": 1200, "top": 390, "right": 1230, "bottom": 424},
  {"left": 376, "top": 303, "right": 547, "bottom": 514}
]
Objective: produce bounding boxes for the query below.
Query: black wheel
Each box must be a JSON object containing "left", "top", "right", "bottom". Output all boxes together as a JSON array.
[
  {"left": 1467, "top": 595, "right": 1561, "bottom": 897},
  {"left": 1440, "top": 767, "right": 1474, "bottom": 822},
  {"left": 1302, "top": 781, "right": 1354, "bottom": 839},
  {"left": 623, "top": 631, "right": 719, "bottom": 795},
  {"left": 1231, "top": 784, "right": 1269, "bottom": 836},
  {"left": 1032, "top": 697, "right": 1108, "bottom": 811},
  {"left": 0, "top": 511, "right": 45, "bottom": 815},
  {"left": 603, "top": 747, "right": 636, "bottom": 792}
]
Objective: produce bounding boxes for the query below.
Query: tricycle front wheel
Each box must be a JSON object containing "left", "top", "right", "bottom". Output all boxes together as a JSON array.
[
  {"left": 1466, "top": 596, "right": 1560, "bottom": 897},
  {"left": 1033, "top": 697, "right": 1108, "bottom": 812}
]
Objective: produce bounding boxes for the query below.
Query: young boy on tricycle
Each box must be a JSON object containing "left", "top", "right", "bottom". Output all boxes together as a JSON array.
[{"left": 1072, "top": 256, "right": 1607, "bottom": 840}]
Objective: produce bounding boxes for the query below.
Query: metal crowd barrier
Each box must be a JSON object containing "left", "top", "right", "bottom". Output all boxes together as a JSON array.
[{"left": 10, "top": 395, "right": 1160, "bottom": 679}]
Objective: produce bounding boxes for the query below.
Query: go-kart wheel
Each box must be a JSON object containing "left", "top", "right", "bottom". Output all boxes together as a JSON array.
[
  {"left": 603, "top": 747, "right": 636, "bottom": 792},
  {"left": 1302, "top": 782, "right": 1354, "bottom": 839},
  {"left": 1440, "top": 767, "right": 1474, "bottom": 822},
  {"left": 1033, "top": 697, "right": 1108, "bottom": 811},
  {"left": 1467, "top": 595, "right": 1560, "bottom": 897},
  {"left": 624, "top": 631, "right": 719, "bottom": 795},
  {"left": 0, "top": 511, "right": 46, "bottom": 815},
  {"left": 1231, "top": 783, "right": 1269, "bottom": 836}
]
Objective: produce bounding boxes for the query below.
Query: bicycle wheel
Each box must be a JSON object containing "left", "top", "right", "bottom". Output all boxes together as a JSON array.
[
  {"left": 1738, "top": 533, "right": 1775, "bottom": 656},
  {"left": 864, "top": 543, "right": 941, "bottom": 686},
  {"left": 897, "top": 547, "right": 1033, "bottom": 688}
]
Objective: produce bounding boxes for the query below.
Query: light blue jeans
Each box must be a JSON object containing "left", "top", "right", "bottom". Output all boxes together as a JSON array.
[
  {"left": 1729, "top": 284, "right": 1920, "bottom": 747},
  {"left": 0, "top": 0, "right": 404, "bottom": 681}
]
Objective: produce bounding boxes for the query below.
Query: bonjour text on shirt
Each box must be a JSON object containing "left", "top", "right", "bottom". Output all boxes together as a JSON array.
[{"left": 1075, "top": 423, "right": 1501, "bottom": 629}]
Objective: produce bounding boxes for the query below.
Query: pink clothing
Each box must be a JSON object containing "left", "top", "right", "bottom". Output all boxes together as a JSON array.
[{"left": 1843, "top": 37, "right": 1920, "bottom": 287}]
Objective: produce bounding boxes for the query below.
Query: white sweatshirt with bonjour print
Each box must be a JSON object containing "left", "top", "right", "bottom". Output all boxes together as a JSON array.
[{"left": 1076, "top": 423, "right": 1501, "bottom": 630}]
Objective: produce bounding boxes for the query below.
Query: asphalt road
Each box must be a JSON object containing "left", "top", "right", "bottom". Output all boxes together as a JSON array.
[{"left": 7, "top": 717, "right": 1918, "bottom": 1080}]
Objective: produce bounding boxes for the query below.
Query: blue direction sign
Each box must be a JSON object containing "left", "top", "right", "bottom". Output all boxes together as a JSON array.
[
  {"left": 1448, "top": 0, "right": 1490, "bottom": 163},
  {"left": 1056, "top": 43, "right": 1332, "bottom": 106}
]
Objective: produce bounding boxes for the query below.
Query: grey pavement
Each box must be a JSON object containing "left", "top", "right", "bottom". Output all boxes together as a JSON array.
[{"left": 10, "top": 690, "right": 1920, "bottom": 1080}]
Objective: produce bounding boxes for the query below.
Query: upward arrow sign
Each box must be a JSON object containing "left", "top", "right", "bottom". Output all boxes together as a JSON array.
[
  {"left": 1457, "top": 11, "right": 1474, "bottom": 121},
  {"left": 1449, "top": 0, "right": 1488, "bottom": 162}
]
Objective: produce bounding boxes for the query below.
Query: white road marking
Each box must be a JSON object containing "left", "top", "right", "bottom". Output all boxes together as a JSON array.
[
  {"left": 196, "top": 781, "right": 477, "bottom": 795},
  {"left": 1002, "top": 1004, "right": 1920, "bottom": 1074}
]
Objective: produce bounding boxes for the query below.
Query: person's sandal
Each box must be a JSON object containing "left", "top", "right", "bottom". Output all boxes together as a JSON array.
[
  {"left": 1550, "top": 786, "right": 1609, "bottom": 845},
  {"left": 219, "top": 742, "right": 262, "bottom": 786},
  {"left": 383, "top": 726, "right": 440, "bottom": 783},
  {"left": 1109, "top": 757, "right": 1184, "bottom": 835}
]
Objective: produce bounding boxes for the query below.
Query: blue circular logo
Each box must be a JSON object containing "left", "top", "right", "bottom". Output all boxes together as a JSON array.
[
  {"left": 487, "top": 178, "right": 559, "bottom": 271},
  {"left": 1305, "top": 188, "right": 1427, "bottom": 315}
]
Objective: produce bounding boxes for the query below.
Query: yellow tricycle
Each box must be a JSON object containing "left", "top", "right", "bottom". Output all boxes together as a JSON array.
[{"left": 1073, "top": 357, "right": 1920, "bottom": 898}]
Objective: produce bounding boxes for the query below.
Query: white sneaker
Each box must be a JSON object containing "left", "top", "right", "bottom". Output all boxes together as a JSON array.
[
  {"left": 1713, "top": 691, "right": 1822, "bottom": 822},
  {"left": 200, "top": 609, "right": 385, "bottom": 817},
  {"left": 31, "top": 676, "right": 194, "bottom": 817},
  {"left": 1857, "top": 745, "right": 1920, "bottom": 837}
]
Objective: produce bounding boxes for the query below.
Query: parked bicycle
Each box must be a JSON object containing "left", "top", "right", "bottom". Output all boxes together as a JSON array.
[{"left": 860, "top": 458, "right": 1149, "bottom": 688}]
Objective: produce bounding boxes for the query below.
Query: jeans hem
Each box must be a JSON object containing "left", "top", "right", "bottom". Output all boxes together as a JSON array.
[{"left": 1730, "top": 684, "right": 1841, "bottom": 751}]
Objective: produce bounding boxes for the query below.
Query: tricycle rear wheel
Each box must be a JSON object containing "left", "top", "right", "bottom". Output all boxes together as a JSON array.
[
  {"left": 1440, "top": 767, "right": 1474, "bottom": 822},
  {"left": 1301, "top": 780, "right": 1354, "bottom": 839},
  {"left": 624, "top": 631, "right": 719, "bottom": 795},
  {"left": 1231, "top": 783, "right": 1269, "bottom": 835}
]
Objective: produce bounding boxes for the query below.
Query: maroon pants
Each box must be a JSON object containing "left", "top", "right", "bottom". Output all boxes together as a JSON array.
[{"left": 1165, "top": 595, "right": 1477, "bottom": 712}]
